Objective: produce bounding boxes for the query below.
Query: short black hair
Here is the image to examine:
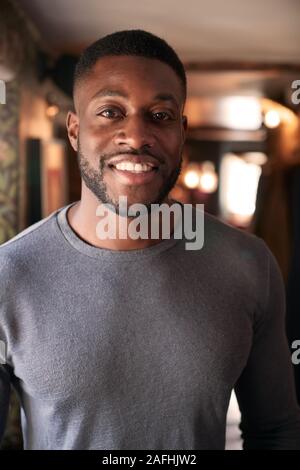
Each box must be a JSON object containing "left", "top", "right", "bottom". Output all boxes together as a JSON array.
[{"left": 73, "top": 29, "right": 187, "bottom": 101}]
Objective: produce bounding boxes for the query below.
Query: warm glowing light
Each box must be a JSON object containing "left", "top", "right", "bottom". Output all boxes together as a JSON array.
[
  {"left": 220, "top": 96, "right": 262, "bottom": 130},
  {"left": 46, "top": 105, "right": 59, "bottom": 118},
  {"left": 184, "top": 170, "right": 200, "bottom": 188},
  {"left": 264, "top": 110, "right": 280, "bottom": 128},
  {"left": 184, "top": 96, "right": 262, "bottom": 130},
  {"left": 198, "top": 161, "right": 218, "bottom": 193},
  {"left": 219, "top": 153, "right": 262, "bottom": 225}
]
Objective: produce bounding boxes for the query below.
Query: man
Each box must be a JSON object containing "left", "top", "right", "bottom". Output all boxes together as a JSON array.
[{"left": 1, "top": 29, "right": 300, "bottom": 450}]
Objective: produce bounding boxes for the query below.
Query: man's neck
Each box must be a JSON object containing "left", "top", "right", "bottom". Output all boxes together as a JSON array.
[{"left": 67, "top": 193, "right": 177, "bottom": 251}]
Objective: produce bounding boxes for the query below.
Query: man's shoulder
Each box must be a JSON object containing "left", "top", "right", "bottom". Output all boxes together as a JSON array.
[
  {"left": 199, "top": 210, "right": 280, "bottom": 311},
  {"left": 193, "top": 208, "right": 273, "bottom": 283},
  {"left": 202, "top": 209, "right": 266, "bottom": 255},
  {"left": 0, "top": 208, "right": 62, "bottom": 269}
]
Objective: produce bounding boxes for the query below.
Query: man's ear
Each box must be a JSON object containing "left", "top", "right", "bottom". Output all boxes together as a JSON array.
[{"left": 66, "top": 111, "right": 79, "bottom": 152}]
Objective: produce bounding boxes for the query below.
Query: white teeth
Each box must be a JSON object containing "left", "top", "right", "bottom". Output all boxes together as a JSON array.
[
  {"left": 134, "top": 163, "right": 143, "bottom": 172},
  {"left": 114, "top": 162, "right": 154, "bottom": 172}
]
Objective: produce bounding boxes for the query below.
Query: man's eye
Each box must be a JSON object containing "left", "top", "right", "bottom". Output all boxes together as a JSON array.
[
  {"left": 97, "top": 109, "right": 122, "bottom": 119},
  {"left": 152, "top": 111, "right": 172, "bottom": 121}
]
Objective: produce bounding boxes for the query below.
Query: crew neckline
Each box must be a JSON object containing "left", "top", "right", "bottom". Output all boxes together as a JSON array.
[{"left": 56, "top": 201, "right": 186, "bottom": 259}]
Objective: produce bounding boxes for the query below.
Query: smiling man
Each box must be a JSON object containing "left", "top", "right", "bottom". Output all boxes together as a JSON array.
[
  {"left": 0, "top": 30, "right": 300, "bottom": 451},
  {"left": 67, "top": 34, "right": 188, "bottom": 250}
]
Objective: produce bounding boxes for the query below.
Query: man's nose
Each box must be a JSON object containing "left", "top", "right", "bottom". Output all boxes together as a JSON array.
[{"left": 114, "top": 114, "right": 155, "bottom": 149}]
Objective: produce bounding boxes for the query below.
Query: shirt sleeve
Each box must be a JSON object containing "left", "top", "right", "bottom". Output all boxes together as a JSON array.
[
  {"left": 0, "top": 364, "right": 11, "bottom": 445},
  {"left": 234, "top": 241, "right": 300, "bottom": 449}
]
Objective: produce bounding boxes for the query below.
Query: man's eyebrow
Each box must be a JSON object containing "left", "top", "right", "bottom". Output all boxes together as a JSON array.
[
  {"left": 91, "top": 88, "right": 128, "bottom": 100},
  {"left": 153, "top": 93, "right": 179, "bottom": 107},
  {"left": 90, "top": 89, "right": 179, "bottom": 107}
]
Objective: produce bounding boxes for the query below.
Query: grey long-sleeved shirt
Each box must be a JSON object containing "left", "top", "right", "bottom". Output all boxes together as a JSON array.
[{"left": 0, "top": 202, "right": 300, "bottom": 449}]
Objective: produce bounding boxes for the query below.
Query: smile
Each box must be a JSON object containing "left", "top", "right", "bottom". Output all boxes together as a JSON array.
[
  {"left": 108, "top": 163, "right": 159, "bottom": 186},
  {"left": 112, "top": 161, "right": 156, "bottom": 173}
]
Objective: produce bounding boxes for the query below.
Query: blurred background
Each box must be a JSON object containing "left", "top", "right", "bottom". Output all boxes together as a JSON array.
[{"left": 0, "top": 0, "right": 300, "bottom": 450}]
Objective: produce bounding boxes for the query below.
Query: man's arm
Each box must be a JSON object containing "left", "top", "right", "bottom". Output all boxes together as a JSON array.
[
  {"left": 0, "top": 364, "right": 11, "bottom": 445},
  {"left": 234, "top": 242, "right": 300, "bottom": 449}
]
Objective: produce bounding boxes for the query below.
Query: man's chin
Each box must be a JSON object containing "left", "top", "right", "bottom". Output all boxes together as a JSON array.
[{"left": 104, "top": 192, "right": 169, "bottom": 217}]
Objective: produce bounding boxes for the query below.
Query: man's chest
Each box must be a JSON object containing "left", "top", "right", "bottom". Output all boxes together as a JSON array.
[{"left": 10, "top": 266, "right": 253, "bottom": 407}]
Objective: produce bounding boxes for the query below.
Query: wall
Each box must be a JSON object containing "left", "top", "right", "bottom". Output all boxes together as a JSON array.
[{"left": 0, "top": 79, "right": 20, "bottom": 243}]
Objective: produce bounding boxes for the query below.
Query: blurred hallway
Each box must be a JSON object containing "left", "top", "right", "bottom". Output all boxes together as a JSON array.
[{"left": 1, "top": 0, "right": 300, "bottom": 451}]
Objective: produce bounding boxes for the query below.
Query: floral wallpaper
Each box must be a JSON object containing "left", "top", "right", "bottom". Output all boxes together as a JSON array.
[
  {"left": 0, "top": 79, "right": 20, "bottom": 244},
  {"left": 0, "top": 78, "right": 23, "bottom": 449}
]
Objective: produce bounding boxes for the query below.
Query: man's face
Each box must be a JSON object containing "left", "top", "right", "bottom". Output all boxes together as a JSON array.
[{"left": 67, "top": 55, "right": 187, "bottom": 213}]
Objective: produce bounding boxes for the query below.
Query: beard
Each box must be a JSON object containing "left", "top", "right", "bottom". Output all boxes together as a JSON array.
[{"left": 77, "top": 139, "right": 183, "bottom": 216}]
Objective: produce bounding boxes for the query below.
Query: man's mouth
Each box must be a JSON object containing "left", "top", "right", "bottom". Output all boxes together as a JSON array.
[
  {"left": 109, "top": 161, "right": 158, "bottom": 173},
  {"left": 107, "top": 158, "right": 160, "bottom": 186},
  {"left": 106, "top": 155, "right": 161, "bottom": 185}
]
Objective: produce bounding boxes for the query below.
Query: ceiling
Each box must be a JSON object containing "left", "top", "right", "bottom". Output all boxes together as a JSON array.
[
  {"left": 17, "top": 0, "right": 300, "bottom": 104},
  {"left": 19, "top": 0, "right": 300, "bottom": 64}
]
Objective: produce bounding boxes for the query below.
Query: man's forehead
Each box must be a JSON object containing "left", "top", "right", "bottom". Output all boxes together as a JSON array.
[
  {"left": 90, "top": 55, "right": 179, "bottom": 80},
  {"left": 75, "top": 55, "right": 184, "bottom": 108},
  {"left": 89, "top": 87, "right": 180, "bottom": 107}
]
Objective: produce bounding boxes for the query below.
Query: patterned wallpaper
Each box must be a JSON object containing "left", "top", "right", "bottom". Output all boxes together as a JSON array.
[
  {"left": 0, "top": 78, "right": 23, "bottom": 449},
  {"left": 0, "top": 79, "right": 20, "bottom": 244}
]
